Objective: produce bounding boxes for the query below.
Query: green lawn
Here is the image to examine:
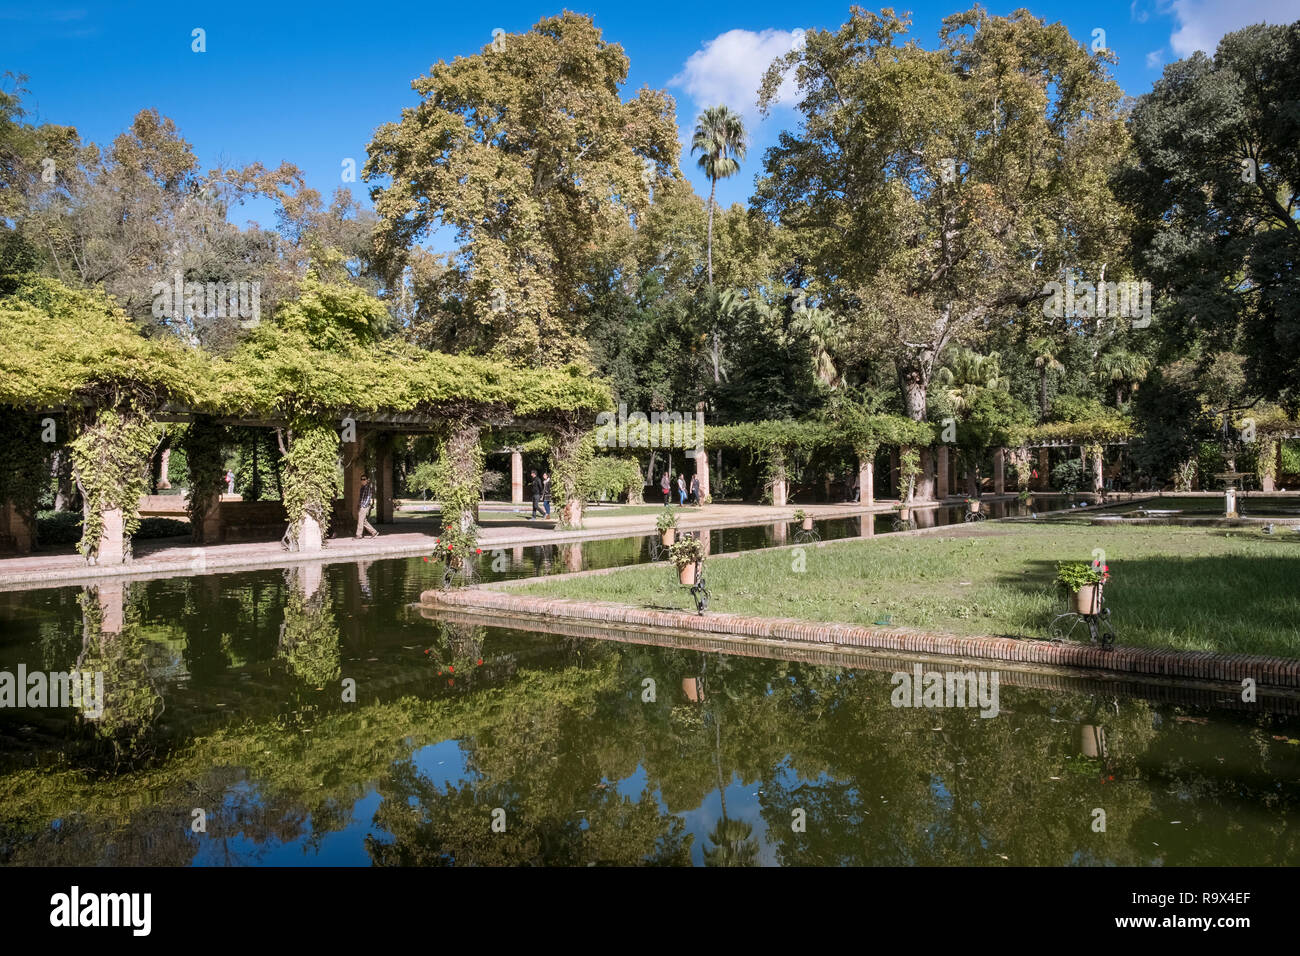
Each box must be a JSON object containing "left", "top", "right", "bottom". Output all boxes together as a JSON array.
[{"left": 509, "top": 523, "right": 1300, "bottom": 658}]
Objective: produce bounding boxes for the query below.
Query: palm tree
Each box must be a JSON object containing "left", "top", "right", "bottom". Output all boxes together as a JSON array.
[
  {"left": 691, "top": 106, "right": 747, "bottom": 286},
  {"left": 692, "top": 106, "right": 747, "bottom": 385},
  {"left": 792, "top": 303, "right": 844, "bottom": 388},
  {"left": 1094, "top": 348, "right": 1151, "bottom": 407},
  {"left": 934, "top": 346, "right": 1009, "bottom": 413},
  {"left": 1028, "top": 336, "right": 1065, "bottom": 422}
]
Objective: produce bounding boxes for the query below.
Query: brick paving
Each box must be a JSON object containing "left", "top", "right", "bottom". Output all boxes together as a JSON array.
[{"left": 421, "top": 586, "right": 1300, "bottom": 690}]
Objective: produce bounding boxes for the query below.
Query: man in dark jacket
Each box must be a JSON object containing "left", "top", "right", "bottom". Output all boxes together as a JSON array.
[
  {"left": 355, "top": 475, "right": 379, "bottom": 538},
  {"left": 528, "top": 470, "right": 543, "bottom": 519}
]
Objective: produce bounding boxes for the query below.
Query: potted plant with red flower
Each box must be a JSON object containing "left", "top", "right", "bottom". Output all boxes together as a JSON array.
[{"left": 1056, "top": 560, "right": 1110, "bottom": 615}]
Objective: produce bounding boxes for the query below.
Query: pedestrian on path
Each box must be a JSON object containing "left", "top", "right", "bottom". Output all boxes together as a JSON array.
[
  {"left": 542, "top": 471, "right": 552, "bottom": 518},
  {"left": 689, "top": 473, "right": 701, "bottom": 506},
  {"left": 529, "top": 470, "right": 543, "bottom": 519},
  {"left": 660, "top": 471, "right": 670, "bottom": 506},
  {"left": 355, "top": 475, "right": 379, "bottom": 538},
  {"left": 677, "top": 473, "right": 686, "bottom": 506}
]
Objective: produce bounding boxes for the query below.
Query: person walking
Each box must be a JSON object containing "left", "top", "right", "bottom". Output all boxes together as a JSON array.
[
  {"left": 542, "top": 471, "right": 552, "bottom": 518},
  {"left": 528, "top": 469, "right": 543, "bottom": 519},
  {"left": 677, "top": 473, "right": 687, "bottom": 506},
  {"left": 660, "top": 471, "right": 671, "bottom": 506},
  {"left": 689, "top": 473, "right": 701, "bottom": 506},
  {"left": 355, "top": 475, "right": 379, "bottom": 538}
]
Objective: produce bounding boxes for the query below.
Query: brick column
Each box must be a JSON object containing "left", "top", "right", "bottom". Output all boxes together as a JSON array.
[
  {"left": 889, "top": 448, "right": 899, "bottom": 499},
  {"left": 937, "top": 445, "right": 950, "bottom": 498},
  {"left": 0, "top": 501, "right": 34, "bottom": 554},
  {"left": 691, "top": 447, "right": 710, "bottom": 500},
  {"left": 342, "top": 430, "right": 366, "bottom": 530},
  {"left": 510, "top": 450, "right": 523, "bottom": 504},
  {"left": 377, "top": 438, "right": 395, "bottom": 523},
  {"left": 994, "top": 447, "right": 1006, "bottom": 495},
  {"left": 157, "top": 447, "right": 171, "bottom": 490},
  {"left": 859, "top": 455, "right": 874, "bottom": 508}
]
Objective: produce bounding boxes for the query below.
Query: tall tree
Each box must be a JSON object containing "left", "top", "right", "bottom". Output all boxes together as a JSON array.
[
  {"left": 755, "top": 7, "right": 1130, "bottom": 495},
  {"left": 365, "top": 13, "right": 680, "bottom": 367},
  {"left": 1028, "top": 335, "right": 1066, "bottom": 422},
  {"left": 1122, "top": 22, "right": 1300, "bottom": 411},
  {"left": 691, "top": 106, "right": 747, "bottom": 384},
  {"left": 690, "top": 105, "right": 747, "bottom": 287}
]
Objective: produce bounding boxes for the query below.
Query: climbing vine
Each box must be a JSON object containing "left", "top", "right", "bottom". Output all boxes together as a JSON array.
[
  {"left": 0, "top": 408, "right": 49, "bottom": 533},
  {"left": 280, "top": 418, "right": 342, "bottom": 551},
  {"left": 68, "top": 402, "right": 161, "bottom": 562},
  {"left": 181, "top": 416, "right": 227, "bottom": 542},
  {"left": 430, "top": 420, "right": 484, "bottom": 552},
  {"left": 550, "top": 426, "right": 595, "bottom": 529},
  {"left": 898, "top": 447, "right": 920, "bottom": 502}
]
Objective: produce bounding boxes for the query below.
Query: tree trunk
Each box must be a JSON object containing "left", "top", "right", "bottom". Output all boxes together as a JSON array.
[
  {"left": 1039, "top": 371, "right": 1050, "bottom": 423},
  {"left": 708, "top": 177, "right": 720, "bottom": 384}
]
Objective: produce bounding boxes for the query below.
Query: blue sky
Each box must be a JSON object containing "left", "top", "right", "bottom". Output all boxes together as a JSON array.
[{"left": 4, "top": 0, "right": 1299, "bottom": 240}]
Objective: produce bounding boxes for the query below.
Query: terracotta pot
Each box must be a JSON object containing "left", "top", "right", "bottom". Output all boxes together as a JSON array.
[
  {"left": 899, "top": 508, "right": 911, "bottom": 520},
  {"left": 1074, "top": 583, "right": 1102, "bottom": 615},
  {"left": 969, "top": 500, "right": 981, "bottom": 513},
  {"left": 661, "top": 528, "right": 675, "bottom": 546},
  {"left": 678, "top": 562, "right": 698, "bottom": 586},
  {"left": 800, "top": 517, "right": 813, "bottom": 531}
]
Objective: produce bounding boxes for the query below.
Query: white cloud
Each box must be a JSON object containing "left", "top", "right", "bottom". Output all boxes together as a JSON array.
[
  {"left": 1168, "top": 0, "right": 1300, "bottom": 56},
  {"left": 1145, "top": 49, "right": 1164, "bottom": 69},
  {"left": 671, "top": 28, "right": 804, "bottom": 118},
  {"left": 1131, "top": 1, "right": 1150, "bottom": 24}
]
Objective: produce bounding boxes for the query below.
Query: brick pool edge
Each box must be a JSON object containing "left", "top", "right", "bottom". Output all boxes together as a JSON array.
[{"left": 419, "top": 587, "right": 1300, "bottom": 690}]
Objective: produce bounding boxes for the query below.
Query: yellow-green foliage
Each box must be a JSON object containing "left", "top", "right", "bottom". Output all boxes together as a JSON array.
[{"left": 0, "top": 275, "right": 206, "bottom": 408}]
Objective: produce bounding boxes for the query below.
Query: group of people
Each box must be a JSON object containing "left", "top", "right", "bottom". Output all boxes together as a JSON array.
[
  {"left": 528, "top": 469, "right": 553, "bottom": 519},
  {"left": 660, "top": 471, "right": 701, "bottom": 507}
]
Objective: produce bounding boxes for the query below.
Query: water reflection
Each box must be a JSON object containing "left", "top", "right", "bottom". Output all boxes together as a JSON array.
[{"left": 0, "top": 564, "right": 1296, "bottom": 867}]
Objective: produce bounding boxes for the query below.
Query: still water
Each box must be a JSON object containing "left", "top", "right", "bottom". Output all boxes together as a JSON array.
[{"left": 1, "top": 541, "right": 1297, "bottom": 866}]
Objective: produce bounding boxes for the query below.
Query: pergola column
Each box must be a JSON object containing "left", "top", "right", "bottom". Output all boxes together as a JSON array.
[
  {"left": 0, "top": 502, "right": 35, "bottom": 554},
  {"left": 550, "top": 425, "right": 589, "bottom": 529},
  {"left": 342, "top": 429, "right": 366, "bottom": 530},
  {"left": 376, "top": 437, "right": 395, "bottom": 523},
  {"left": 770, "top": 447, "right": 788, "bottom": 507},
  {"left": 858, "top": 451, "right": 874, "bottom": 508},
  {"left": 936, "top": 445, "right": 950, "bottom": 498},
  {"left": 691, "top": 447, "right": 710, "bottom": 500},
  {"left": 1090, "top": 449, "right": 1104, "bottom": 494},
  {"left": 994, "top": 447, "right": 1006, "bottom": 495},
  {"left": 510, "top": 449, "right": 524, "bottom": 504},
  {"left": 1036, "top": 448, "right": 1050, "bottom": 489},
  {"left": 157, "top": 447, "right": 172, "bottom": 490},
  {"left": 889, "top": 448, "right": 900, "bottom": 499}
]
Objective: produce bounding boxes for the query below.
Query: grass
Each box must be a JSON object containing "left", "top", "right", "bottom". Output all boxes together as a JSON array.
[{"left": 509, "top": 522, "right": 1300, "bottom": 658}]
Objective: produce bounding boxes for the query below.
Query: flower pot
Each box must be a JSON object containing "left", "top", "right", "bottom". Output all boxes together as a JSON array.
[
  {"left": 800, "top": 517, "right": 814, "bottom": 531},
  {"left": 661, "top": 528, "right": 675, "bottom": 546},
  {"left": 969, "top": 500, "right": 981, "bottom": 513},
  {"left": 899, "top": 508, "right": 911, "bottom": 521},
  {"left": 1074, "top": 583, "right": 1102, "bottom": 615},
  {"left": 678, "top": 562, "right": 698, "bottom": 586}
]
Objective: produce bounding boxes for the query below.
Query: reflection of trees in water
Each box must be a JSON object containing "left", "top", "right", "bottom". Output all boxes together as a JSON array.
[
  {"left": 75, "top": 584, "right": 165, "bottom": 759},
  {"left": 367, "top": 760, "right": 691, "bottom": 866},
  {"left": 277, "top": 568, "right": 341, "bottom": 687},
  {"left": 6, "top": 604, "right": 1300, "bottom": 866}
]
